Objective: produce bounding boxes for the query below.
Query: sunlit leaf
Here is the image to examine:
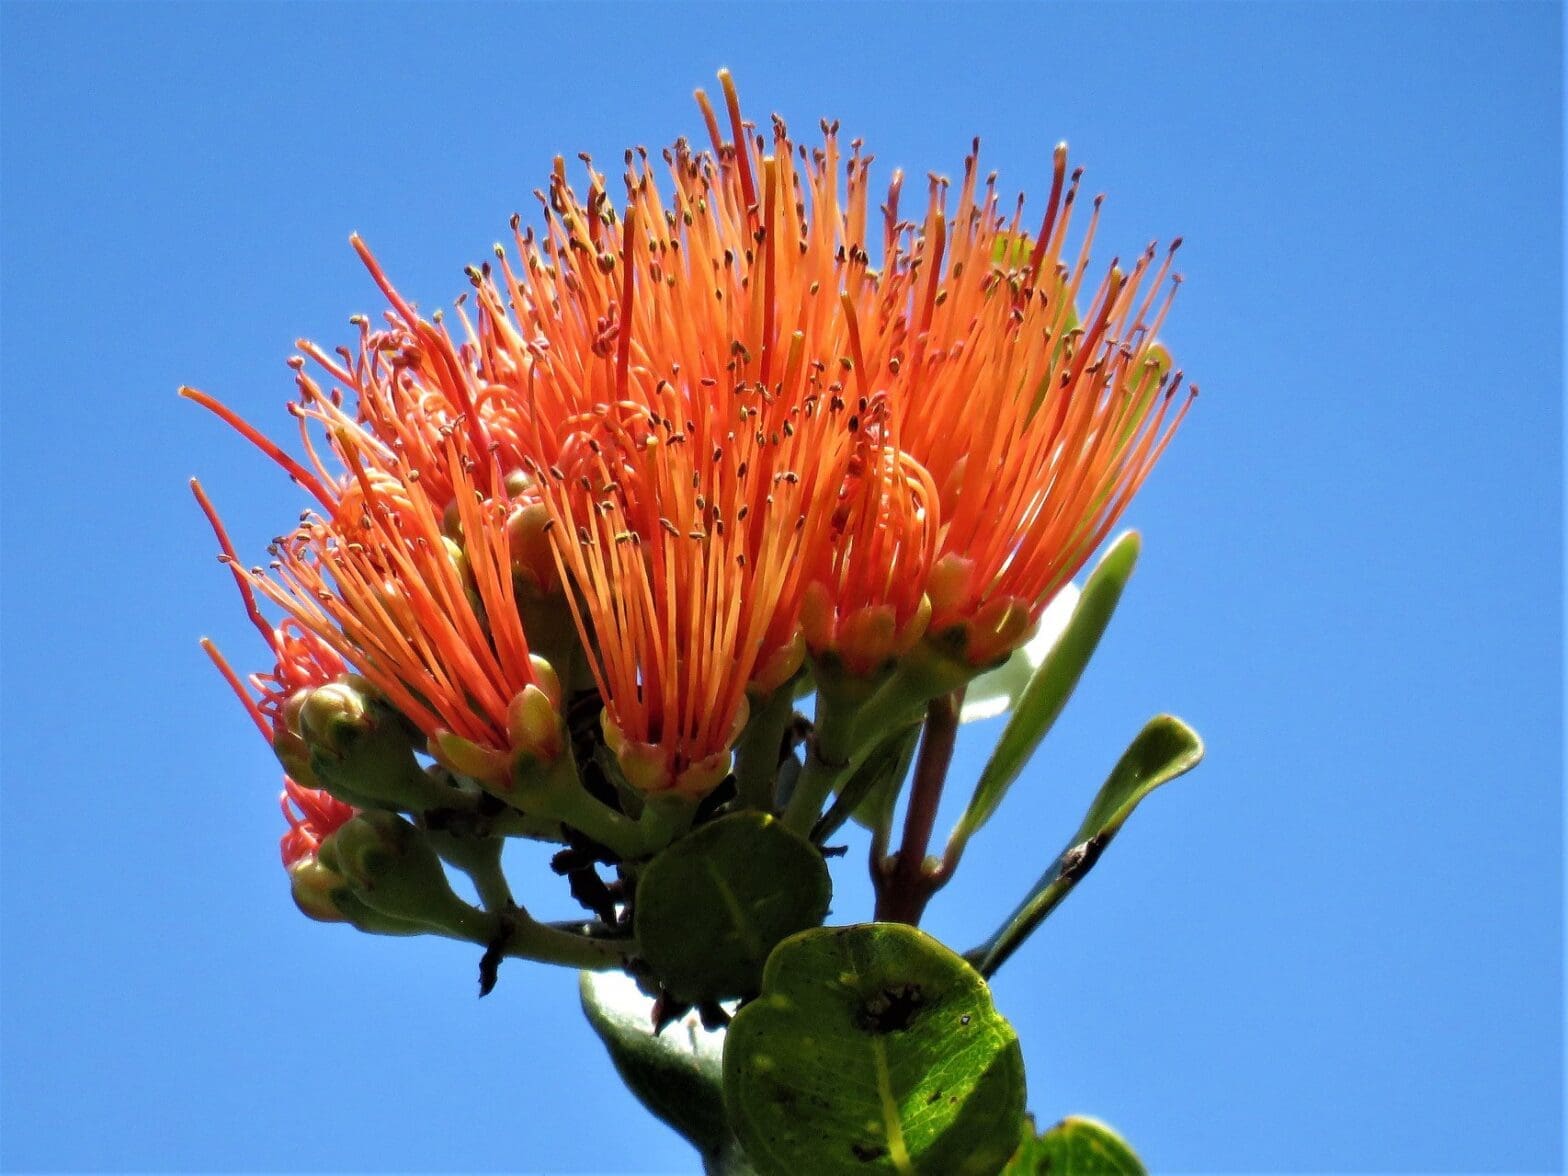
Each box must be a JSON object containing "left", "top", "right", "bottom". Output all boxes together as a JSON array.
[
  {"left": 580, "top": 969, "right": 757, "bottom": 1171},
  {"left": 1004, "top": 1114, "right": 1146, "bottom": 1175},
  {"left": 724, "top": 923, "right": 1025, "bottom": 1175},
  {"left": 949, "top": 533, "right": 1141, "bottom": 856},
  {"left": 970, "top": 715, "right": 1202, "bottom": 977},
  {"left": 959, "top": 583, "right": 1080, "bottom": 724}
]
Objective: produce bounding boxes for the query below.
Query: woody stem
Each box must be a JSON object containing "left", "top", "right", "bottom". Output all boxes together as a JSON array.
[{"left": 874, "top": 691, "right": 960, "bottom": 925}]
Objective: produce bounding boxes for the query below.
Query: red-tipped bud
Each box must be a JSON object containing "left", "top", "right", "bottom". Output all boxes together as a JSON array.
[
  {"left": 836, "top": 604, "right": 898, "bottom": 677},
  {"left": 963, "top": 595, "right": 1036, "bottom": 667},
  {"left": 799, "top": 581, "right": 834, "bottom": 654},
  {"left": 603, "top": 714, "right": 667, "bottom": 794},
  {"left": 926, "top": 553, "right": 977, "bottom": 619},
  {"left": 674, "top": 749, "right": 734, "bottom": 798},
  {"left": 802, "top": 588, "right": 933, "bottom": 680},
  {"left": 602, "top": 698, "right": 749, "bottom": 798}
]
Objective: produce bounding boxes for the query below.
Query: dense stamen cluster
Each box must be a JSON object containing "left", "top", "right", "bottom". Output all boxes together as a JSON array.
[{"left": 192, "top": 71, "right": 1192, "bottom": 809}]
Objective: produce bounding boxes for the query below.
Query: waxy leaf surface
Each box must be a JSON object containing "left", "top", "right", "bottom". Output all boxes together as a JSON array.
[
  {"left": 1004, "top": 1115, "right": 1146, "bottom": 1175},
  {"left": 971, "top": 714, "right": 1202, "bottom": 977},
  {"left": 635, "top": 811, "right": 830, "bottom": 1002},
  {"left": 724, "top": 923, "right": 1025, "bottom": 1176},
  {"left": 580, "top": 969, "right": 752, "bottom": 1170},
  {"left": 950, "top": 533, "right": 1140, "bottom": 855}
]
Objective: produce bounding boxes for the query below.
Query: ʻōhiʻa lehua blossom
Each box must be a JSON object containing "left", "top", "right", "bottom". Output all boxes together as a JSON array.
[
  {"left": 188, "top": 71, "right": 1202, "bottom": 1175},
  {"left": 191, "top": 74, "right": 1189, "bottom": 809}
]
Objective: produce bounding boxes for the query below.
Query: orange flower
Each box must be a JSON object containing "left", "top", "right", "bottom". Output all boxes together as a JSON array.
[
  {"left": 191, "top": 479, "right": 343, "bottom": 742},
  {"left": 192, "top": 480, "right": 359, "bottom": 867},
  {"left": 887, "top": 145, "right": 1194, "bottom": 665},
  {"left": 531, "top": 379, "right": 823, "bottom": 795},
  {"left": 799, "top": 393, "right": 939, "bottom": 678},
  {"left": 186, "top": 379, "right": 559, "bottom": 788},
  {"left": 191, "top": 71, "right": 1191, "bottom": 803}
]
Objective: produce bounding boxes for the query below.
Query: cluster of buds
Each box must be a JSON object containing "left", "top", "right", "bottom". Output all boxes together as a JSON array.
[{"left": 189, "top": 73, "right": 1192, "bottom": 984}]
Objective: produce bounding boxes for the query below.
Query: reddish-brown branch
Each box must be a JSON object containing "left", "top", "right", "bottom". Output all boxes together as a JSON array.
[{"left": 875, "top": 692, "right": 960, "bottom": 924}]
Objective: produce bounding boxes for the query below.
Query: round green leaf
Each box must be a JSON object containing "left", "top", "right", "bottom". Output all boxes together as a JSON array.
[
  {"left": 723, "top": 923, "right": 1026, "bottom": 1176},
  {"left": 635, "top": 811, "right": 831, "bottom": 1003},
  {"left": 1004, "top": 1115, "right": 1145, "bottom": 1175}
]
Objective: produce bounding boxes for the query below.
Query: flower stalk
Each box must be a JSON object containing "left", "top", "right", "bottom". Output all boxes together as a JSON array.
[
  {"left": 731, "top": 686, "right": 797, "bottom": 811},
  {"left": 873, "top": 691, "right": 962, "bottom": 925}
]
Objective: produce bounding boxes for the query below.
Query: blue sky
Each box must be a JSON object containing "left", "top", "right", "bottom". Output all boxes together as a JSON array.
[{"left": 1, "top": 3, "right": 1561, "bottom": 1173}]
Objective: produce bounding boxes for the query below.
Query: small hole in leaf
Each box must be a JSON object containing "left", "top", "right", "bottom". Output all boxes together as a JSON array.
[{"left": 854, "top": 983, "right": 925, "bottom": 1033}]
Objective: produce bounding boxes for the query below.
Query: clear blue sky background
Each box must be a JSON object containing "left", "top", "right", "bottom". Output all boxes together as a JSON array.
[{"left": 1, "top": 3, "right": 1561, "bottom": 1173}]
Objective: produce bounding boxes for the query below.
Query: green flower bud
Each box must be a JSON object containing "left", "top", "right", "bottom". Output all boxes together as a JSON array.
[
  {"left": 298, "top": 681, "right": 370, "bottom": 754},
  {"left": 507, "top": 682, "right": 563, "bottom": 764},
  {"left": 326, "top": 811, "right": 498, "bottom": 941},
  {"left": 287, "top": 853, "right": 426, "bottom": 936},
  {"left": 288, "top": 857, "right": 349, "bottom": 923},
  {"left": 271, "top": 728, "right": 322, "bottom": 791},
  {"left": 300, "top": 679, "right": 457, "bottom": 814}
]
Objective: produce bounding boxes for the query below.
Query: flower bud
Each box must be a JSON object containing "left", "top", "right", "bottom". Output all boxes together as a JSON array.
[
  {"left": 751, "top": 630, "right": 806, "bottom": 695},
  {"left": 804, "top": 585, "right": 932, "bottom": 681},
  {"left": 325, "top": 811, "right": 495, "bottom": 940},
  {"left": 673, "top": 748, "right": 734, "bottom": 798},
  {"left": 528, "top": 654, "right": 562, "bottom": 708},
  {"left": 966, "top": 595, "right": 1035, "bottom": 667},
  {"left": 506, "top": 500, "right": 560, "bottom": 594},
  {"left": 298, "top": 681, "right": 369, "bottom": 755},
  {"left": 602, "top": 716, "right": 668, "bottom": 795},
  {"left": 602, "top": 699, "right": 747, "bottom": 798},
  {"left": 837, "top": 604, "right": 898, "bottom": 676},
  {"left": 926, "top": 553, "right": 977, "bottom": 619},
  {"left": 287, "top": 857, "right": 351, "bottom": 923},
  {"left": 430, "top": 731, "right": 511, "bottom": 786},
  {"left": 799, "top": 580, "right": 834, "bottom": 654},
  {"left": 300, "top": 679, "right": 454, "bottom": 812},
  {"left": 271, "top": 728, "right": 321, "bottom": 791},
  {"left": 507, "top": 683, "right": 563, "bottom": 763},
  {"left": 281, "top": 688, "right": 311, "bottom": 738}
]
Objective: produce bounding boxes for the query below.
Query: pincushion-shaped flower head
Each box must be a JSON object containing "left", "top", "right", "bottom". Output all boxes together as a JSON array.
[
  {"left": 191, "top": 71, "right": 1191, "bottom": 824},
  {"left": 187, "top": 367, "right": 565, "bottom": 797},
  {"left": 799, "top": 392, "right": 939, "bottom": 679},
  {"left": 890, "top": 145, "right": 1194, "bottom": 666}
]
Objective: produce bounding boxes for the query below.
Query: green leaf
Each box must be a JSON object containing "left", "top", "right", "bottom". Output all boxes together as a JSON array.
[
  {"left": 949, "top": 533, "right": 1141, "bottom": 857},
  {"left": 1004, "top": 1115, "right": 1146, "bottom": 1175},
  {"left": 635, "top": 812, "right": 831, "bottom": 1003},
  {"left": 724, "top": 923, "right": 1026, "bottom": 1176},
  {"left": 579, "top": 969, "right": 741, "bottom": 1166},
  {"left": 959, "top": 584, "right": 1080, "bottom": 725},
  {"left": 971, "top": 715, "right": 1203, "bottom": 977},
  {"left": 815, "top": 723, "right": 920, "bottom": 841}
]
